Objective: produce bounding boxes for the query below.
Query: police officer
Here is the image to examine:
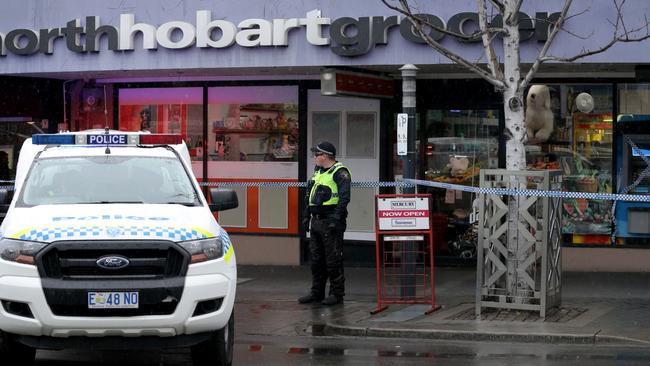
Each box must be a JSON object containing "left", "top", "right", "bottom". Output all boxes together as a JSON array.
[{"left": 298, "top": 141, "right": 351, "bottom": 306}]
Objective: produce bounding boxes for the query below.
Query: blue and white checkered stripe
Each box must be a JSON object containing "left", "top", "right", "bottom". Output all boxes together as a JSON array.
[
  {"left": 16, "top": 226, "right": 210, "bottom": 242},
  {"left": 198, "top": 181, "right": 412, "bottom": 188},
  {"left": 405, "top": 179, "right": 650, "bottom": 203},
  {"left": 201, "top": 181, "right": 307, "bottom": 187},
  {"left": 218, "top": 227, "right": 232, "bottom": 253},
  {"left": 18, "top": 226, "right": 103, "bottom": 241},
  {"left": 199, "top": 179, "right": 650, "bottom": 202}
]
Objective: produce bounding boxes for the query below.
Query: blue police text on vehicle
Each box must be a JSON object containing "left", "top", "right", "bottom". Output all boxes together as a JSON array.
[{"left": 88, "top": 134, "right": 127, "bottom": 145}]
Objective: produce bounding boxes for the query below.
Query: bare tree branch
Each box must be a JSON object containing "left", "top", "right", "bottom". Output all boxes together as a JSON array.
[
  {"left": 488, "top": 0, "right": 505, "bottom": 13},
  {"left": 543, "top": 28, "right": 650, "bottom": 62},
  {"left": 381, "top": 0, "right": 508, "bottom": 42},
  {"left": 392, "top": 0, "right": 506, "bottom": 88},
  {"left": 478, "top": 0, "right": 503, "bottom": 79},
  {"left": 520, "top": 0, "right": 573, "bottom": 91},
  {"left": 512, "top": 0, "right": 524, "bottom": 17},
  {"left": 562, "top": 7, "right": 590, "bottom": 22},
  {"left": 615, "top": 0, "right": 629, "bottom": 36},
  {"left": 562, "top": 27, "right": 593, "bottom": 40},
  {"left": 530, "top": 7, "right": 589, "bottom": 26},
  {"left": 506, "top": 0, "right": 524, "bottom": 26},
  {"left": 542, "top": 0, "right": 650, "bottom": 63},
  {"left": 530, "top": 8, "right": 592, "bottom": 40}
]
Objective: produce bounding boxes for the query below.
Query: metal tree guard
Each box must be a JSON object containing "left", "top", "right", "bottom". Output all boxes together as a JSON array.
[{"left": 476, "top": 169, "right": 562, "bottom": 317}]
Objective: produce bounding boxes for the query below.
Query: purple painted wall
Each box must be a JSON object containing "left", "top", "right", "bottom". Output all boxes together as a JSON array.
[{"left": 0, "top": 0, "right": 649, "bottom": 76}]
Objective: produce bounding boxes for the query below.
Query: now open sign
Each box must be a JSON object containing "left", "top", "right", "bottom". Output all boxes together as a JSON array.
[{"left": 377, "top": 196, "right": 430, "bottom": 231}]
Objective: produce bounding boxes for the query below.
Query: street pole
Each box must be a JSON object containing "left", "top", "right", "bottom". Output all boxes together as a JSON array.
[{"left": 399, "top": 64, "right": 418, "bottom": 298}]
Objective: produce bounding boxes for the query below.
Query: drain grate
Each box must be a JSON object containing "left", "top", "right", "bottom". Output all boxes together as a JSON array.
[{"left": 448, "top": 307, "right": 588, "bottom": 323}]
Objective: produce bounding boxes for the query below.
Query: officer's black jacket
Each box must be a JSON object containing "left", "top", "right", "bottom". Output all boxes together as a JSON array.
[{"left": 304, "top": 163, "right": 351, "bottom": 221}]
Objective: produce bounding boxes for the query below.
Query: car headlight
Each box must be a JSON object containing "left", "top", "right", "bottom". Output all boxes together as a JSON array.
[
  {"left": 179, "top": 237, "right": 224, "bottom": 264},
  {"left": 0, "top": 238, "right": 47, "bottom": 265}
]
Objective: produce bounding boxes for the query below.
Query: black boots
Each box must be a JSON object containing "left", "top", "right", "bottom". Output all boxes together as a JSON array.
[
  {"left": 321, "top": 295, "right": 343, "bottom": 306},
  {"left": 297, "top": 294, "right": 323, "bottom": 304},
  {"left": 298, "top": 294, "right": 343, "bottom": 305}
]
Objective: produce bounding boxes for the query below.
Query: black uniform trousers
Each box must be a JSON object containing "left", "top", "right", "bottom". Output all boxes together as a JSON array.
[{"left": 309, "top": 215, "right": 346, "bottom": 298}]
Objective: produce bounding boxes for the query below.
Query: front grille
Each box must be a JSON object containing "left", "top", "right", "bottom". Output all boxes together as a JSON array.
[
  {"left": 37, "top": 240, "right": 188, "bottom": 280},
  {"left": 35, "top": 240, "right": 189, "bottom": 317}
]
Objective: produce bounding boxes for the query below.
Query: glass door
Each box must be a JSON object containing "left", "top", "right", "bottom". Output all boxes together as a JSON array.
[{"left": 307, "top": 90, "right": 380, "bottom": 241}]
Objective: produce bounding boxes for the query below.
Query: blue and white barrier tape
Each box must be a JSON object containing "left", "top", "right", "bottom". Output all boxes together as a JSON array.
[
  {"left": 0, "top": 178, "right": 648, "bottom": 201},
  {"left": 200, "top": 181, "right": 306, "bottom": 188},
  {"left": 197, "top": 181, "right": 413, "bottom": 188},
  {"left": 405, "top": 179, "right": 650, "bottom": 203},
  {"left": 198, "top": 178, "right": 650, "bottom": 202}
]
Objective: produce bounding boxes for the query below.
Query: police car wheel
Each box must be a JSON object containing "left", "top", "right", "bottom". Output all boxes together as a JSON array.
[
  {"left": 191, "top": 310, "right": 234, "bottom": 366},
  {"left": 0, "top": 331, "right": 36, "bottom": 365}
]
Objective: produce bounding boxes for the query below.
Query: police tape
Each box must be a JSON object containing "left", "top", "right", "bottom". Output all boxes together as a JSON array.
[
  {"left": 199, "top": 179, "right": 650, "bottom": 202},
  {"left": 0, "top": 177, "right": 647, "bottom": 202},
  {"left": 0, "top": 181, "right": 414, "bottom": 189},
  {"left": 404, "top": 178, "right": 650, "bottom": 203},
  {"left": 197, "top": 181, "right": 413, "bottom": 188}
]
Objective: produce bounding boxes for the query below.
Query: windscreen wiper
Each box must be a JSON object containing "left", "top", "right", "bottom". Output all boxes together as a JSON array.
[{"left": 164, "top": 201, "right": 198, "bottom": 207}]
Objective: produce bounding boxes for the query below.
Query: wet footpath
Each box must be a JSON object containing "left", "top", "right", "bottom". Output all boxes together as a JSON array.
[{"left": 236, "top": 265, "right": 650, "bottom": 346}]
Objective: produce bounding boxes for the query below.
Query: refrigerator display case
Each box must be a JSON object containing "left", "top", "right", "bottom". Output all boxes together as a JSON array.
[
  {"left": 525, "top": 112, "right": 614, "bottom": 242},
  {"left": 561, "top": 114, "right": 613, "bottom": 237},
  {"left": 615, "top": 115, "right": 650, "bottom": 243}
]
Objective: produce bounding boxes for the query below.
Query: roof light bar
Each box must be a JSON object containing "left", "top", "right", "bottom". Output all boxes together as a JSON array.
[
  {"left": 31, "top": 134, "right": 76, "bottom": 145},
  {"left": 31, "top": 133, "right": 182, "bottom": 146},
  {"left": 140, "top": 134, "right": 183, "bottom": 145}
]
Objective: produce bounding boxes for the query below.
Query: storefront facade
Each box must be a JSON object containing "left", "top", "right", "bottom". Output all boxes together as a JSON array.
[{"left": 2, "top": 0, "right": 650, "bottom": 269}]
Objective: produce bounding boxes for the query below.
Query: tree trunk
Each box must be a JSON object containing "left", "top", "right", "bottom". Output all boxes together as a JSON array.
[{"left": 502, "top": 1, "right": 528, "bottom": 302}]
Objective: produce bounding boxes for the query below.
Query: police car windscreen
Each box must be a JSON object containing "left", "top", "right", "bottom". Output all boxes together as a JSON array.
[{"left": 17, "top": 156, "right": 200, "bottom": 206}]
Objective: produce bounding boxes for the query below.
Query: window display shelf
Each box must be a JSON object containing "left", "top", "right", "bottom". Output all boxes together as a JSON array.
[{"left": 425, "top": 137, "right": 498, "bottom": 186}]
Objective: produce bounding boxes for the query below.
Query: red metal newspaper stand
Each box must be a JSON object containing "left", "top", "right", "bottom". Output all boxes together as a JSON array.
[{"left": 372, "top": 194, "right": 440, "bottom": 315}]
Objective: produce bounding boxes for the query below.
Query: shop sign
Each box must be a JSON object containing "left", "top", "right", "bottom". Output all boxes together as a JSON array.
[
  {"left": 397, "top": 113, "right": 408, "bottom": 156},
  {"left": 377, "top": 197, "right": 430, "bottom": 231},
  {"left": 0, "top": 9, "right": 560, "bottom": 58},
  {"left": 321, "top": 69, "right": 395, "bottom": 98}
]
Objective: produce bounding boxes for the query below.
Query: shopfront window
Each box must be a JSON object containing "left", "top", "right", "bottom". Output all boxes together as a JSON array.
[
  {"left": 524, "top": 84, "right": 613, "bottom": 245},
  {"left": 423, "top": 109, "right": 500, "bottom": 257},
  {"left": 207, "top": 86, "right": 299, "bottom": 231},
  {"left": 118, "top": 87, "right": 204, "bottom": 177},
  {"left": 615, "top": 84, "right": 650, "bottom": 243},
  {"left": 208, "top": 86, "right": 298, "bottom": 162}
]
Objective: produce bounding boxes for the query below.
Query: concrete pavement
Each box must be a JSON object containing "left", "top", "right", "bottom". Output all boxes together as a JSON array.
[{"left": 237, "top": 265, "right": 650, "bottom": 346}]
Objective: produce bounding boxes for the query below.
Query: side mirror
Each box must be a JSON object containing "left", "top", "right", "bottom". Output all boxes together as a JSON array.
[{"left": 208, "top": 188, "right": 238, "bottom": 211}]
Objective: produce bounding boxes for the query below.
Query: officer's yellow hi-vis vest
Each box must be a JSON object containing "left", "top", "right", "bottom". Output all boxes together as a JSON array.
[{"left": 309, "top": 162, "right": 350, "bottom": 206}]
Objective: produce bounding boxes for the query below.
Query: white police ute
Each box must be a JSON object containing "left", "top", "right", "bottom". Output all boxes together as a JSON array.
[{"left": 0, "top": 130, "right": 238, "bottom": 366}]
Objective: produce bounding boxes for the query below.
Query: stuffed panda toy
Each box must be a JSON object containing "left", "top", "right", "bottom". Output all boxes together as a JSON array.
[{"left": 525, "top": 85, "right": 554, "bottom": 143}]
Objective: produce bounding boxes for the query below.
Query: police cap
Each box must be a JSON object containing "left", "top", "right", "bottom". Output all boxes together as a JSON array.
[{"left": 310, "top": 141, "right": 336, "bottom": 156}]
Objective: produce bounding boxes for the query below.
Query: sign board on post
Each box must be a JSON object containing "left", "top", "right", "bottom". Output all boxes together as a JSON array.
[
  {"left": 397, "top": 113, "right": 408, "bottom": 156},
  {"left": 373, "top": 193, "right": 440, "bottom": 316},
  {"left": 377, "top": 196, "right": 430, "bottom": 231}
]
